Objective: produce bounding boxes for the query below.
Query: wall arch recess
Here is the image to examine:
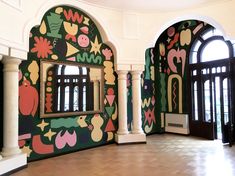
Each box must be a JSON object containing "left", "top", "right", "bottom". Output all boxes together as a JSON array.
[
  {"left": 142, "top": 17, "right": 230, "bottom": 134},
  {"left": 19, "top": 5, "right": 118, "bottom": 161}
]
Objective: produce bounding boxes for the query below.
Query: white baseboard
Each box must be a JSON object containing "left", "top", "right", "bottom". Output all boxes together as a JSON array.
[
  {"left": 0, "top": 153, "right": 27, "bottom": 175},
  {"left": 115, "top": 133, "right": 146, "bottom": 144}
]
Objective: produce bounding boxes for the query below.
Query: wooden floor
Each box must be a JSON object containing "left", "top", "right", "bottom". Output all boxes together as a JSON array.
[{"left": 12, "top": 134, "right": 235, "bottom": 176}]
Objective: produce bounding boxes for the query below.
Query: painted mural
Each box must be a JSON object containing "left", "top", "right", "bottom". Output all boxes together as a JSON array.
[
  {"left": 127, "top": 73, "right": 133, "bottom": 131},
  {"left": 155, "top": 20, "right": 210, "bottom": 114},
  {"left": 141, "top": 48, "right": 160, "bottom": 134},
  {"left": 19, "top": 5, "right": 117, "bottom": 161},
  {"left": 143, "top": 20, "right": 211, "bottom": 133}
]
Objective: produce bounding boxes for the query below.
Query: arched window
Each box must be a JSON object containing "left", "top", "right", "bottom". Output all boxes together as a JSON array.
[
  {"left": 189, "top": 27, "right": 235, "bottom": 141},
  {"left": 190, "top": 28, "right": 233, "bottom": 64}
]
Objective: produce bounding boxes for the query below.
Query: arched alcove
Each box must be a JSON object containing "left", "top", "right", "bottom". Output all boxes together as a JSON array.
[
  {"left": 142, "top": 18, "right": 228, "bottom": 135},
  {"left": 143, "top": 17, "right": 235, "bottom": 143},
  {"left": 19, "top": 5, "right": 118, "bottom": 161}
]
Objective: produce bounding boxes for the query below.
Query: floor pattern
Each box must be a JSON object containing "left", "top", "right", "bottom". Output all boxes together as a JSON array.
[{"left": 12, "top": 134, "right": 235, "bottom": 176}]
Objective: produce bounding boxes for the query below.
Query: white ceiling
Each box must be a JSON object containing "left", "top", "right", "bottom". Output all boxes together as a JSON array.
[{"left": 82, "top": 0, "right": 229, "bottom": 12}]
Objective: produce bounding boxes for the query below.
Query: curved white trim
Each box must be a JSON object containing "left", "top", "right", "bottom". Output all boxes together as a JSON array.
[
  {"left": 22, "top": 0, "right": 119, "bottom": 61},
  {"left": 146, "top": 14, "right": 228, "bottom": 48}
]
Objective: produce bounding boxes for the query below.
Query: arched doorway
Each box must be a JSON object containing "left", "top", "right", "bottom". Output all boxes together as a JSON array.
[
  {"left": 145, "top": 19, "right": 235, "bottom": 145},
  {"left": 189, "top": 27, "right": 235, "bottom": 144}
]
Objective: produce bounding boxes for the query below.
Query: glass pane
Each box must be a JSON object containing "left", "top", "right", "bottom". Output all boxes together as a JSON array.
[
  {"left": 212, "top": 67, "right": 216, "bottom": 73},
  {"left": 193, "top": 41, "right": 201, "bottom": 52},
  {"left": 202, "top": 30, "right": 213, "bottom": 40},
  {"left": 73, "top": 86, "right": 78, "bottom": 111},
  {"left": 57, "top": 65, "right": 62, "bottom": 75},
  {"left": 83, "top": 86, "right": 86, "bottom": 111},
  {"left": 191, "top": 52, "right": 197, "bottom": 64},
  {"left": 204, "top": 80, "right": 211, "bottom": 122},
  {"left": 215, "top": 77, "right": 222, "bottom": 139},
  {"left": 64, "top": 65, "right": 80, "bottom": 75},
  {"left": 202, "top": 69, "right": 207, "bottom": 74},
  {"left": 223, "top": 78, "right": 229, "bottom": 124},
  {"left": 64, "top": 86, "right": 70, "bottom": 111},
  {"left": 222, "top": 66, "right": 226, "bottom": 72},
  {"left": 193, "top": 82, "right": 198, "bottom": 121},
  {"left": 212, "top": 81, "right": 215, "bottom": 122},
  {"left": 201, "top": 40, "right": 229, "bottom": 62},
  {"left": 57, "top": 87, "right": 60, "bottom": 111},
  {"left": 193, "top": 70, "right": 197, "bottom": 76},
  {"left": 82, "top": 67, "right": 87, "bottom": 74}
]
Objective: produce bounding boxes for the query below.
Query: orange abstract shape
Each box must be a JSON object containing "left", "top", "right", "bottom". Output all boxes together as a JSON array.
[
  {"left": 63, "top": 21, "right": 78, "bottom": 42},
  {"left": 159, "top": 43, "right": 165, "bottom": 57},
  {"left": 91, "top": 114, "right": 104, "bottom": 142},
  {"left": 167, "top": 33, "right": 179, "bottom": 50},
  {"left": 28, "top": 61, "right": 39, "bottom": 85},
  {"left": 39, "top": 20, "right": 47, "bottom": 35},
  {"left": 32, "top": 135, "right": 54, "bottom": 154},
  {"left": 63, "top": 9, "right": 83, "bottom": 23},
  {"left": 45, "top": 93, "right": 52, "bottom": 113},
  {"left": 105, "top": 118, "right": 115, "bottom": 132},
  {"left": 19, "top": 79, "right": 39, "bottom": 117},
  {"left": 80, "top": 26, "right": 89, "bottom": 34},
  {"left": 31, "top": 36, "right": 53, "bottom": 59},
  {"left": 107, "top": 88, "right": 114, "bottom": 95},
  {"left": 104, "top": 61, "right": 115, "bottom": 85},
  {"left": 66, "top": 42, "right": 79, "bottom": 57},
  {"left": 107, "top": 132, "right": 114, "bottom": 141},
  {"left": 19, "top": 140, "right": 26, "bottom": 147},
  {"left": 90, "top": 36, "right": 102, "bottom": 55},
  {"left": 180, "top": 29, "right": 192, "bottom": 46}
]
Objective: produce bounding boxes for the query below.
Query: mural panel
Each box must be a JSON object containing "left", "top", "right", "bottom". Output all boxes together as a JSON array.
[
  {"left": 143, "top": 20, "right": 211, "bottom": 133},
  {"left": 19, "top": 5, "right": 117, "bottom": 161}
]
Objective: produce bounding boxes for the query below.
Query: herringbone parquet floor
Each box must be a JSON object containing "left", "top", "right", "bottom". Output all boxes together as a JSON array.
[{"left": 12, "top": 134, "right": 235, "bottom": 176}]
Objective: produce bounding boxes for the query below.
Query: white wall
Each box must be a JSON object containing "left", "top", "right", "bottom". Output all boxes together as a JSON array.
[{"left": 0, "top": 0, "right": 235, "bottom": 67}]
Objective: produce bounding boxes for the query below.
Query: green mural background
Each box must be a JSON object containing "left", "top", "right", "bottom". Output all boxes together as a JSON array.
[
  {"left": 19, "top": 5, "right": 117, "bottom": 161},
  {"left": 142, "top": 20, "right": 211, "bottom": 133}
]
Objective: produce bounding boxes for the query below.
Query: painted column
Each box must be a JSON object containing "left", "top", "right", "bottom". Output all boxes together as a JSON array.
[
  {"left": 131, "top": 71, "right": 144, "bottom": 134},
  {"left": 116, "top": 70, "right": 129, "bottom": 135},
  {"left": 1, "top": 57, "right": 22, "bottom": 157}
]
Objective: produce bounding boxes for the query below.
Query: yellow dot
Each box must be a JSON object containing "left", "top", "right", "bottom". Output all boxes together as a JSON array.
[
  {"left": 47, "top": 87, "right": 52, "bottom": 92},
  {"left": 51, "top": 54, "right": 58, "bottom": 60},
  {"left": 47, "top": 76, "right": 52, "bottom": 81},
  {"left": 55, "top": 7, "right": 63, "bottom": 14}
]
